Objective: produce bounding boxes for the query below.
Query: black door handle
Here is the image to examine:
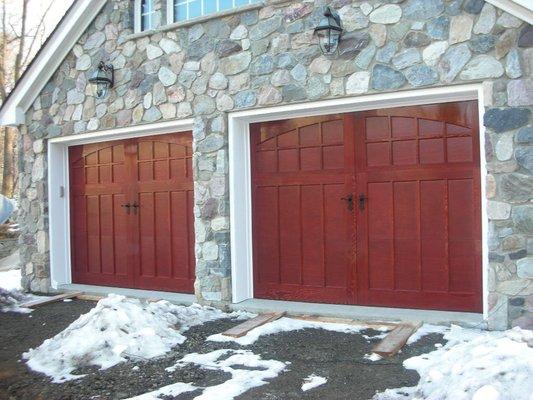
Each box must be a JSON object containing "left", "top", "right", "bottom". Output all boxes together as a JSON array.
[
  {"left": 358, "top": 194, "right": 367, "bottom": 211},
  {"left": 121, "top": 203, "right": 131, "bottom": 214},
  {"left": 341, "top": 194, "right": 354, "bottom": 211},
  {"left": 131, "top": 202, "right": 139, "bottom": 215}
]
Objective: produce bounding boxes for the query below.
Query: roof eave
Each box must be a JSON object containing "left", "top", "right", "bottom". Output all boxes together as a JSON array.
[
  {"left": 0, "top": 0, "right": 107, "bottom": 127},
  {"left": 487, "top": 0, "right": 533, "bottom": 25}
]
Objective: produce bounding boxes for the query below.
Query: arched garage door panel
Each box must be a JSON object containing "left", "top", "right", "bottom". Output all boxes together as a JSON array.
[{"left": 251, "top": 101, "right": 482, "bottom": 312}]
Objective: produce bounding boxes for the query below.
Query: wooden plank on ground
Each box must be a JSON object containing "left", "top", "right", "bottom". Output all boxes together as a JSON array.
[
  {"left": 222, "top": 312, "right": 286, "bottom": 338},
  {"left": 75, "top": 294, "right": 104, "bottom": 302},
  {"left": 20, "top": 292, "right": 83, "bottom": 308},
  {"left": 372, "top": 321, "right": 423, "bottom": 357}
]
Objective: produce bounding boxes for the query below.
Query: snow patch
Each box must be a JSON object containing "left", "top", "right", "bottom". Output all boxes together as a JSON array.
[
  {"left": 301, "top": 374, "right": 327, "bottom": 391},
  {"left": 23, "top": 294, "right": 253, "bottom": 382},
  {"left": 364, "top": 353, "right": 383, "bottom": 362},
  {"left": 374, "top": 325, "right": 533, "bottom": 400},
  {"left": 405, "top": 324, "right": 447, "bottom": 344},
  {"left": 0, "top": 268, "right": 22, "bottom": 291},
  {"left": 128, "top": 349, "right": 287, "bottom": 400},
  {"left": 208, "top": 317, "right": 390, "bottom": 346},
  {"left": 0, "top": 269, "right": 44, "bottom": 314}
]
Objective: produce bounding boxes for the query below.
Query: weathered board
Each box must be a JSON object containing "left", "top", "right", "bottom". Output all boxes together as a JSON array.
[
  {"left": 291, "top": 315, "right": 397, "bottom": 330},
  {"left": 20, "top": 292, "right": 83, "bottom": 308},
  {"left": 372, "top": 322, "right": 422, "bottom": 357},
  {"left": 222, "top": 312, "right": 285, "bottom": 338}
]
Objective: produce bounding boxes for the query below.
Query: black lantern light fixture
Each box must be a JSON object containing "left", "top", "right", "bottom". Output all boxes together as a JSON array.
[
  {"left": 89, "top": 61, "right": 114, "bottom": 98},
  {"left": 314, "top": 6, "right": 343, "bottom": 56}
]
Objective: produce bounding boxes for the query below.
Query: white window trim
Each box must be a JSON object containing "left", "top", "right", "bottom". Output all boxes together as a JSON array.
[
  {"left": 228, "top": 84, "right": 490, "bottom": 319},
  {"left": 134, "top": 0, "right": 157, "bottom": 33},
  {"left": 48, "top": 119, "right": 194, "bottom": 289}
]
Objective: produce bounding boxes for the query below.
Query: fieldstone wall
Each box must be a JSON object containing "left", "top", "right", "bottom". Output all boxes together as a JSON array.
[{"left": 17, "top": 0, "right": 532, "bottom": 328}]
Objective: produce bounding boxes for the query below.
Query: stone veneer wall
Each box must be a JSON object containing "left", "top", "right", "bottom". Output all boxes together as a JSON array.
[{"left": 17, "top": 0, "right": 532, "bottom": 329}]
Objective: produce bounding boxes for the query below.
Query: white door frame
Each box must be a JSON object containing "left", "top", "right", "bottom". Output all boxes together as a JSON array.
[
  {"left": 47, "top": 119, "right": 194, "bottom": 289},
  {"left": 228, "top": 83, "right": 490, "bottom": 318}
]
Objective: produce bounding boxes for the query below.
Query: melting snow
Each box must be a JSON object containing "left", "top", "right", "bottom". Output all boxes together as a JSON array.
[
  {"left": 0, "top": 268, "right": 23, "bottom": 291},
  {"left": 23, "top": 294, "right": 253, "bottom": 382},
  {"left": 364, "top": 353, "right": 383, "bottom": 362},
  {"left": 208, "top": 317, "right": 390, "bottom": 345},
  {"left": 127, "top": 349, "right": 287, "bottom": 400},
  {"left": 301, "top": 374, "right": 327, "bottom": 391},
  {"left": 374, "top": 325, "right": 533, "bottom": 400},
  {"left": 0, "top": 268, "right": 42, "bottom": 314}
]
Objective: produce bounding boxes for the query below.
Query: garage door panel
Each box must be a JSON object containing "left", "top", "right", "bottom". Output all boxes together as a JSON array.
[
  {"left": 70, "top": 133, "right": 195, "bottom": 293},
  {"left": 279, "top": 186, "right": 302, "bottom": 285},
  {"left": 301, "top": 184, "right": 325, "bottom": 287},
  {"left": 254, "top": 186, "right": 280, "bottom": 285}
]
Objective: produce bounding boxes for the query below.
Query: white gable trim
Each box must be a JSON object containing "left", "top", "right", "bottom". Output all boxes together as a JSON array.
[
  {"left": 487, "top": 0, "right": 533, "bottom": 25},
  {"left": 0, "top": 0, "right": 107, "bottom": 126}
]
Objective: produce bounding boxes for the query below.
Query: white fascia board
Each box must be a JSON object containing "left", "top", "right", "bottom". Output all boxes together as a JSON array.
[
  {"left": 0, "top": 0, "right": 107, "bottom": 127},
  {"left": 486, "top": 0, "right": 533, "bottom": 25}
]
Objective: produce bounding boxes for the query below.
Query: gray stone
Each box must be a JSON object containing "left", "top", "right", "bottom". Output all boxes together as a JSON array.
[
  {"left": 512, "top": 205, "right": 533, "bottom": 234},
  {"left": 276, "top": 53, "right": 297, "bottom": 69},
  {"left": 339, "top": 6, "right": 369, "bottom": 31},
  {"left": 309, "top": 57, "right": 332, "bottom": 74},
  {"left": 460, "top": 55, "right": 504, "bottom": 80},
  {"left": 159, "top": 38, "right": 180, "bottom": 54},
  {"left": 241, "top": 10, "right": 258, "bottom": 25},
  {"left": 376, "top": 42, "right": 397, "bottom": 63},
  {"left": 506, "top": 49, "right": 523, "bottom": 79},
  {"left": 249, "top": 16, "right": 282, "bottom": 40},
  {"left": 498, "top": 13, "right": 523, "bottom": 29},
  {"left": 84, "top": 32, "right": 105, "bottom": 50},
  {"left": 198, "top": 135, "right": 224, "bottom": 153},
  {"left": 392, "top": 48, "right": 421, "bottom": 69},
  {"left": 271, "top": 70, "right": 291, "bottom": 86},
  {"left": 142, "top": 106, "right": 161, "bottom": 122},
  {"left": 282, "top": 84, "right": 306, "bottom": 102},
  {"left": 495, "top": 132, "right": 514, "bottom": 161},
  {"left": 403, "top": 0, "right": 444, "bottom": 20},
  {"left": 209, "top": 72, "right": 228, "bottom": 90},
  {"left": 369, "top": 4, "right": 402, "bottom": 24},
  {"left": 438, "top": 44, "right": 471, "bottom": 83},
  {"left": 193, "top": 95, "right": 216, "bottom": 115},
  {"left": 66, "top": 89, "right": 84, "bottom": 105},
  {"left": 234, "top": 89, "right": 257, "bottom": 108},
  {"left": 469, "top": 34, "right": 497, "bottom": 53},
  {"left": 473, "top": 3, "right": 496, "bottom": 34},
  {"left": 488, "top": 200, "right": 511, "bottom": 220},
  {"left": 516, "top": 147, "right": 533, "bottom": 173},
  {"left": 146, "top": 44, "right": 163, "bottom": 60},
  {"left": 75, "top": 54, "right": 91, "bottom": 71},
  {"left": 507, "top": 79, "right": 533, "bottom": 107},
  {"left": 178, "top": 70, "right": 197, "bottom": 88},
  {"left": 219, "top": 52, "right": 251, "bottom": 75},
  {"left": 258, "top": 85, "right": 282, "bottom": 105},
  {"left": 426, "top": 16, "right": 449, "bottom": 40},
  {"left": 484, "top": 108, "right": 530, "bottom": 133},
  {"left": 462, "top": 0, "right": 484, "bottom": 14},
  {"left": 250, "top": 54, "right": 274, "bottom": 76},
  {"left": 290, "top": 64, "right": 307, "bottom": 82},
  {"left": 158, "top": 66, "right": 177, "bottom": 86},
  {"left": 216, "top": 40, "right": 242, "bottom": 58},
  {"left": 389, "top": 22, "right": 411, "bottom": 42},
  {"left": 518, "top": 25, "right": 533, "bottom": 48},
  {"left": 369, "top": 24, "right": 387, "bottom": 47},
  {"left": 500, "top": 174, "right": 533, "bottom": 202},
  {"left": 405, "top": 65, "right": 439, "bottom": 86},
  {"left": 449, "top": 15, "right": 473, "bottom": 44},
  {"left": 496, "top": 30, "right": 517, "bottom": 59},
  {"left": 517, "top": 258, "right": 533, "bottom": 278},
  {"left": 230, "top": 25, "right": 248, "bottom": 40},
  {"left": 371, "top": 64, "right": 406, "bottom": 90},
  {"left": 403, "top": 31, "right": 431, "bottom": 47},
  {"left": 338, "top": 31, "right": 370, "bottom": 60},
  {"left": 346, "top": 71, "right": 370, "bottom": 94},
  {"left": 307, "top": 76, "right": 328, "bottom": 99},
  {"left": 423, "top": 41, "right": 448, "bottom": 66},
  {"left": 187, "top": 39, "right": 214, "bottom": 60},
  {"left": 355, "top": 45, "right": 376, "bottom": 69},
  {"left": 516, "top": 126, "right": 533, "bottom": 144}
]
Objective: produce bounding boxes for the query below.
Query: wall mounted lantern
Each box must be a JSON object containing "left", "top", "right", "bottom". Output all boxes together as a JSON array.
[
  {"left": 89, "top": 61, "right": 114, "bottom": 98},
  {"left": 314, "top": 6, "right": 343, "bottom": 56}
]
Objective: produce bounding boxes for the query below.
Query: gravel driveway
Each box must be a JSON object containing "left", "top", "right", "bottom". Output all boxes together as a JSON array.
[{"left": 0, "top": 300, "right": 444, "bottom": 400}]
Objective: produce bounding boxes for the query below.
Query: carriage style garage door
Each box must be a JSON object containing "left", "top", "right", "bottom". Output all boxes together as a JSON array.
[
  {"left": 251, "top": 101, "right": 482, "bottom": 312},
  {"left": 69, "top": 132, "right": 195, "bottom": 293}
]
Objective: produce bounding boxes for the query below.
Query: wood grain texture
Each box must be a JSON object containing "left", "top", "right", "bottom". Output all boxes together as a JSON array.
[
  {"left": 20, "top": 292, "right": 83, "bottom": 308},
  {"left": 372, "top": 322, "right": 423, "bottom": 357},
  {"left": 222, "top": 312, "right": 286, "bottom": 338}
]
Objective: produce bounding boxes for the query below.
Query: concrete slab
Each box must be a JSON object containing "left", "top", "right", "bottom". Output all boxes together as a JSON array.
[
  {"left": 58, "top": 283, "right": 196, "bottom": 305},
  {"left": 230, "top": 299, "right": 486, "bottom": 328}
]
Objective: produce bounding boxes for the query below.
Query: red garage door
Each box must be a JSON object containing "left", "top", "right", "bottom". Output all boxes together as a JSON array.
[
  {"left": 69, "top": 132, "right": 195, "bottom": 293},
  {"left": 251, "top": 101, "right": 482, "bottom": 312}
]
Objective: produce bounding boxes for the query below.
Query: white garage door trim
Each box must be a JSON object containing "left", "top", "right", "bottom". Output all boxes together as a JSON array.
[
  {"left": 47, "top": 119, "right": 194, "bottom": 290},
  {"left": 228, "top": 83, "right": 490, "bottom": 318}
]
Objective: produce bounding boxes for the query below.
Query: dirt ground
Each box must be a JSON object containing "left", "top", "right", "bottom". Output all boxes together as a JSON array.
[{"left": 0, "top": 300, "right": 445, "bottom": 400}]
